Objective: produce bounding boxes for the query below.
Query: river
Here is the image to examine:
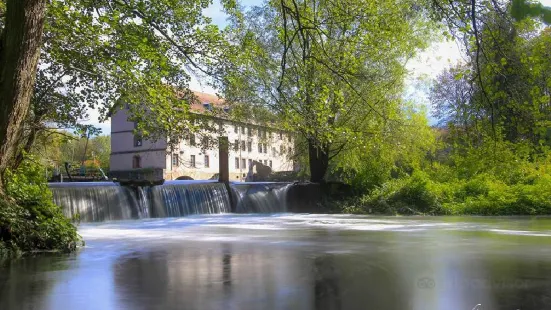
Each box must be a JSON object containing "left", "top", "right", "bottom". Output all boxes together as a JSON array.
[{"left": 2, "top": 214, "right": 551, "bottom": 309}]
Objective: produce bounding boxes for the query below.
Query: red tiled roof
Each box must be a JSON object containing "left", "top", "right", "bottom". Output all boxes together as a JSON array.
[{"left": 186, "top": 90, "right": 226, "bottom": 113}]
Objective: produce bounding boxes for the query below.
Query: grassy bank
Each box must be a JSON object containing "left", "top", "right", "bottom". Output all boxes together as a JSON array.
[
  {"left": 334, "top": 172, "right": 551, "bottom": 216},
  {"left": 0, "top": 157, "right": 80, "bottom": 259},
  {"left": 331, "top": 147, "right": 551, "bottom": 216}
]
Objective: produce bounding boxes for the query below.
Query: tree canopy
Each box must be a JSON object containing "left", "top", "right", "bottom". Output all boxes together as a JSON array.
[{"left": 219, "top": 0, "right": 434, "bottom": 181}]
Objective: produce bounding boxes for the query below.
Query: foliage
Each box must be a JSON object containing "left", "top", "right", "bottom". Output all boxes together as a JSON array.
[
  {"left": 326, "top": 1, "right": 551, "bottom": 216},
  {"left": 0, "top": 156, "right": 80, "bottom": 257},
  {"left": 30, "top": 131, "right": 111, "bottom": 171},
  {"left": 335, "top": 143, "right": 551, "bottom": 216},
  {"left": 0, "top": 0, "right": 240, "bottom": 170},
  {"left": 330, "top": 103, "right": 438, "bottom": 190},
  {"left": 219, "top": 0, "right": 435, "bottom": 181}
]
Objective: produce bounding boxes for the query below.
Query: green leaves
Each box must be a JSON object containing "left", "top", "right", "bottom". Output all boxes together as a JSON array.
[
  {"left": 219, "top": 0, "right": 434, "bottom": 180},
  {"left": 1, "top": 156, "right": 80, "bottom": 254},
  {"left": 33, "top": 0, "right": 236, "bottom": 148},
  {"left": 511, "top": 0, "right": 551, "bottom": 24}
]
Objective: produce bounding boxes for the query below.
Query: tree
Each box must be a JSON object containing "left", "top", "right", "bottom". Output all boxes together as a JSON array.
[
  {"left": 31, "top": 132, "right": 111, "bottom": 172},
  {"left": 430, "top": 0, "right": 551, "bottom": 142},
  {"left": 0, "top": 0, "right": 238, "bottom": 191},
  {"left": 0, "top": 0, "right": 47, "bottom": 192},
  {"left": 220, "top": 0, "right": 433, "bottom": 182},
  {"left": 431, "top": 5, "right": 551, "bottom": 150}
]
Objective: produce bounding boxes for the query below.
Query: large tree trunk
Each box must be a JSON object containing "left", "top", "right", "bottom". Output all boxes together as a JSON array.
[
  {"left": 308, "top": 138, "right": 329, "bottom": 183},
  {"left": 0, "top": 0, "right": 46, "bottom": 191}
]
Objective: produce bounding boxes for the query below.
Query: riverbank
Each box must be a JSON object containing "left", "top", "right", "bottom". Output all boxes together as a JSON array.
[{"left": 326, "top": 171, "right": 551, "bottom": 216}]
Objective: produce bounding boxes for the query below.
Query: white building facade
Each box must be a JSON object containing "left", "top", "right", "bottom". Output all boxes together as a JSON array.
[{"left": 110, "top": 91, "right": 296, "bottom": 181}]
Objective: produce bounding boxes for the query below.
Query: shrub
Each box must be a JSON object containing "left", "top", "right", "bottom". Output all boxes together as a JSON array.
[
  {"left": 344, "top": 172, "right": 443, "bottom": 215},
  {"left": 0, "top": 156, "right": 80, "bottom": 257},
  {"left": 335, "top": 159, "right": 551, "bottom": 216}
]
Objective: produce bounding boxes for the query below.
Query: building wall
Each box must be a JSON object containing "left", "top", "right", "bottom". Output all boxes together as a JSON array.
[
  {"left": 110, "top": 101, "right": 296, "bottom": 181},
  {"left": 163, "top": 121, "right": 295, "bottom": 181},
  {"left": 110, "top": 107, "right": 168, "bottom": 171}
]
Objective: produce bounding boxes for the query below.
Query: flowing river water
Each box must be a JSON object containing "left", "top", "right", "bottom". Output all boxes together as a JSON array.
[{"left": 2, "top": 183, "right": 551, "bottom": 309}]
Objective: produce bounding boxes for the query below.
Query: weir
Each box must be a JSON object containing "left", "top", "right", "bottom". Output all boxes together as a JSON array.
[
  {"left": 233, "top": 182, "right": 291, "bottom": 213},
  {"left": 49, "top": 181, "right": 293, "bottom": 222}
]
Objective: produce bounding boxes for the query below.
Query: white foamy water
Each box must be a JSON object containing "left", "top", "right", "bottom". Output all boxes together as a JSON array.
[{"left": 78, "top": 214, "right": 551, "bottom": 246}]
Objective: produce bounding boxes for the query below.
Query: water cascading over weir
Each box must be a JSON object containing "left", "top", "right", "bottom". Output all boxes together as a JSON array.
[{"left": 49, "top": 181, "right": 292, "bottom": 222}]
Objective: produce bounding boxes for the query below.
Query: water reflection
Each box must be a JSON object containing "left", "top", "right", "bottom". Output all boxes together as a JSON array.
[
  {"left": 112, "top": 243, "right": 313, "bottom": 310},
  {"left": 3, "top": 216, "right": 551, "bottom": 309}
]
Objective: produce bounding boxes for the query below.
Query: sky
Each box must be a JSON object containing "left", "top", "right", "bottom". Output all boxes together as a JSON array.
[{"left": 83, "top": 0, "right": 551, "bottom": 133}]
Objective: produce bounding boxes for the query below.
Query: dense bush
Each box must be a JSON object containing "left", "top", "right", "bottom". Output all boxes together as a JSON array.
[
  {"left": 336, "top": 151, "right": 551, "bottom": 216},
  {"left": 0, "top": 156, "right": 80, "bottom": 258}
]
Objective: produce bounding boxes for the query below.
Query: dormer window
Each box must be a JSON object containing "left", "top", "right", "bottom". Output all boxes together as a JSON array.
[{"left": 203, "top": 102, "right": 212, "bottom": 111}]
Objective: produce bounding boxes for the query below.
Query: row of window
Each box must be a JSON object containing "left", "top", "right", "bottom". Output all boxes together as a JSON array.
[
  {"left": 132, "top": 154, "right": 278, "bottom": 170},
  {"left": 233, "top": 140, "right": 293, "bottom": 155},
  {"left": 234, "top": 158, "right": 272, "bottom": 169},
  {"left": 233, "top": 125, "right": 291, "bottom": 141},
  {"left": 171, "top": 154, "right": 209, "bottom": 168},
  {"left": 134, "top": 133, "right": 291, "bottom": 149}
]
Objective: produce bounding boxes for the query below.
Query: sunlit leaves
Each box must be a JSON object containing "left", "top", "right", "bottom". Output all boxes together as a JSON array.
[
  {"left": 219, "top": 0, "right": 434, "bottom": 179},
  {"left": 32, "top": 0, "right": 235, "bottom": 149}
]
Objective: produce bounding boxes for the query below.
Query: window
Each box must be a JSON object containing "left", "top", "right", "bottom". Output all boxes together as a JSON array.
[
  {"left": 172, "top": 154, "right": 179, "bottom": 166},
  {"left": 202, "top": 136, "right": 209, "bottom": 148},
  {"left": 134, "top": 135, "right": 143, "bottom": 147},
  {"left": 248, "top": 159, "right": 252, "bottom": 168},
  {"left": 241, "top": 158, "right": 246, "bottom": 169},
  {"left": 279, "top": 132, "right": 283, "bottom": 139},
  {"left": 258, "top": 143, "right": 262, "bottom": 153},
  {"left": 234, "top": 125, "right": 238, "bottom": 133},
  {"left": 247, "top": 127, "right": 252, "bottom": 136},
  {"left": 241, "top": 126, "right": 245, "bottom": 134},
  {"left": 241, "top": 140, "right": 246, "bottom": 151},
  {"left": 190, "top": 155, "right": 196, "bottom": 168},
  {"left": 204, "top": 155, "right": 210, "bottom": 168},
  {"left": 269, "top": 160, "right": 273, "bottom": 168},
  {"left": 235, "top": 157, "right": 240, "bottom": 169},
  {"left": 247, "top": 141, "right": 252, "bottom": 152},
  {"left": 263, "top": 144, "right": 268, "bottom": 154},
  {"left": 132, "top": 155, "right": 141, "bottom": 168},
  {"left": 189, "top": 134, "right": 196, "bottom": 147},
  {"left": 234, "top": 139, "right": 239, "bottom": 151},
  {"left": 262, "top": 130, "right": 267, "bottom": 139},
  {"left": 257, "top": 128, "right": 262, "bottom": 137}
]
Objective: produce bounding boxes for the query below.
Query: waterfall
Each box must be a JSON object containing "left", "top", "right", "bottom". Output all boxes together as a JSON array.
[
  {"left": 233, "top": 183, "right": 291, "bottom": 213},
  {"left": 50, "top": 181, "right": 292, "bottom": 222},
  {"left": 150, "top": 181, "right": 231, "bottom": 217},
  {"left": 50, "top": 182, "right": 138, "bottom": 222}
]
